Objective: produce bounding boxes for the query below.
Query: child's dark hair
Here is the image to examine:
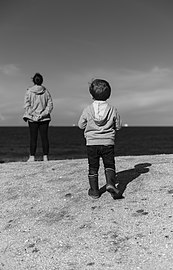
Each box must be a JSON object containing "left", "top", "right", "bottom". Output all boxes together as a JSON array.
[
  {"left": 32, "top": 73, "right": 43, "bottom": 85},
  {"left": 89, "top": 79, "right": 111, "bottom": 101}
]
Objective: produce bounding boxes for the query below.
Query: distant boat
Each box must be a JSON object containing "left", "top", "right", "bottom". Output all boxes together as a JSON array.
[{"left": 124, "top": 123, "right": 128, "bottom": 127}]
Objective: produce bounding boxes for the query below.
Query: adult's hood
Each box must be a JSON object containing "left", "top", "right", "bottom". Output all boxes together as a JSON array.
[{"left": 29, "top": 85, "right": 46, "bottom": 95}]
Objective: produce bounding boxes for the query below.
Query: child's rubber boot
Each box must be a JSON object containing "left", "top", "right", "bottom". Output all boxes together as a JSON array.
[
  {"left": 105, "top": 168, "right": 120, "bottom": 198},
  {"left": 88, "top": 174, "right": 100, "bottom": 199}
]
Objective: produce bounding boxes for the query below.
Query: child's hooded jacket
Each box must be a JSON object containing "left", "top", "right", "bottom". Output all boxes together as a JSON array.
[
  {"left": 23, "top": 85, "right": 53, "bottom": 122},
  {"left": 78, "top": 101, "right": 121, "bottom": 145}
]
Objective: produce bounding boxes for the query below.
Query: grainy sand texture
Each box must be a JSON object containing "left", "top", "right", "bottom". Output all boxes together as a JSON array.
[{"left": 0, "top": 154, "right": 173, "bottom": 270}]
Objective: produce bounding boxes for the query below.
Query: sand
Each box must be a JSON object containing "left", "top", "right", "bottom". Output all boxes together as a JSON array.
[{"left": 0, "top": 154, "right": 173, "bottom": 270}]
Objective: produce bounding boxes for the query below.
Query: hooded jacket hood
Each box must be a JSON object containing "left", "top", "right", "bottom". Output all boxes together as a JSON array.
[
  {"left": 89, "top": 102, "right": 111, "bottom": 126},
  {"left": 29, "top": 85, "right": 46, "bottom": 95}
]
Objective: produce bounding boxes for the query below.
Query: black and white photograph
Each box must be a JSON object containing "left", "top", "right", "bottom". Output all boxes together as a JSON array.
[{"left": 1, "top": 1, "right": 173, "bottom": 269}]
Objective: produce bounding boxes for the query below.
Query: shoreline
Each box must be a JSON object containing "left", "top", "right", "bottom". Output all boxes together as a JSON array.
[{"left": 1, "top": 152, "right": 173, "bottom": 163}]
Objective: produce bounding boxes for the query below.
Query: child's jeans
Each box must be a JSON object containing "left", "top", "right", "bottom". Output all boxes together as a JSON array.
[{"left": 86, "top": 145, "right": 115, "bottom": 175}]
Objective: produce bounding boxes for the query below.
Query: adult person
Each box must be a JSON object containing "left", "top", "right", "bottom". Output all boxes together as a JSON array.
[{"left": 23, "top": 73, "right": 53, "bottom": 161}]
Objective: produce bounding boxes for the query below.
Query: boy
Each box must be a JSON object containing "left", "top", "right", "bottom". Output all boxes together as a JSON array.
[{"left": 78, "top": 79, "right": 121, "bottom": 199}]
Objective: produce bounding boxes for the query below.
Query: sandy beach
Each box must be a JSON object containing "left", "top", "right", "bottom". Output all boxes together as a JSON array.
[{"left": 0, "top": 154, "right": 173, "bottom": 270}]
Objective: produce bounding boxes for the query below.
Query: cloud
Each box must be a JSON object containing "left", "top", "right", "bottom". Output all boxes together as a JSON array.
[
  {"left": 1, "top": 65, "right": 173, "bottom": 126},
  {"left": 55, "top": 66, "right": 173, "bottom": 109},
  {"left": 0, "top": 113, "right": 5, "bottom": 121},
  {"left": 3, "top": 103, "right": 23, "bottom": 114},
  {"left": 0, "top": 101, "right": 23, "bottom": 125},
  {"left": 110, "top": 67, "right": 173, "bottom": 111},
  {"left": 0, "top": 64, "right": 20, "bottom": 76},
  {"left": 51, "top": 97, "right": 88, "bottom": 126},
  {"left": 50, "top": 66, "right": 173, "bottom": 126}
]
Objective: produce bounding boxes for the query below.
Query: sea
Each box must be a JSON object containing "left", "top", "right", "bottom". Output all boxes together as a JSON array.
[{"left": 1, "top": 126, "right": 173, "bottom": 163}]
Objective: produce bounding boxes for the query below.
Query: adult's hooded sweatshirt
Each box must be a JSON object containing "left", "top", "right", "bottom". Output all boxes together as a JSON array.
[
  {"left": 78, "top": 101, "right": 121, "bottom": 145},
  {"left": 23, "top": 85, "right": 53, "bottom": 122}
]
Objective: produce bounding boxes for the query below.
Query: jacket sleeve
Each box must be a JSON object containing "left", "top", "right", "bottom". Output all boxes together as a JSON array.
[
  {"left": 23, "top": 90, "right": 32, "bottom": 114},
  {"left": 23, "top": 90, "right": 33, "bottom": 121},
  {"left": 78, "top": 109, "right": 87, "bottom": 129},
  {"left": 40, "top": 90, "right": 53, "bottom": 117}
]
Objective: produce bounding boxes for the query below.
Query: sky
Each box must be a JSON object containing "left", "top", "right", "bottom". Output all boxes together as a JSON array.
[{"left": 1, "top": 0, "right": 173, "bottom": 126}]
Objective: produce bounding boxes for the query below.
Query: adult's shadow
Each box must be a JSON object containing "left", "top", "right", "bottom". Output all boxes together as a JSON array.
[{"left": 99, "top": 162, "right": 152, "bottom": 199}]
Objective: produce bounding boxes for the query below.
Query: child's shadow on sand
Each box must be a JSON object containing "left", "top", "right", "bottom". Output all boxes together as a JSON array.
[{"left": 100, "top": 163, "right": 152, "bottom": 199}]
